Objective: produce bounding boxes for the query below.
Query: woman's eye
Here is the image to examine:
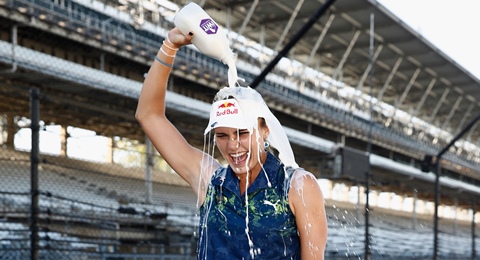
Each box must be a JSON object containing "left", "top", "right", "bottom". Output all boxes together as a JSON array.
[{"left": 215, "top": 134, "right": 227, "bottom": 138}]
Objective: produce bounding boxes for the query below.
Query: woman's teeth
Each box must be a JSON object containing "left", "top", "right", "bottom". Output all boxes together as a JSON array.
[{"left": 231, "top": 152, "right": 246, "bottom": 164}]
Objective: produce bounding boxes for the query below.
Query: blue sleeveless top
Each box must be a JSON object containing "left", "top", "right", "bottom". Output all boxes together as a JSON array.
[{"left": 198, "top": 153, "right": 300, "bottom": 259}]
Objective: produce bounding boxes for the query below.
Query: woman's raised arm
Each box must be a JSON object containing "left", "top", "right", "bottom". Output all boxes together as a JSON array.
[{"left": 135, "top": 28, "right": 218, "bottom": 202}]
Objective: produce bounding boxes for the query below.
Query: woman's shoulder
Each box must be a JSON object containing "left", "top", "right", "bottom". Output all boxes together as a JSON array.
[
  {"left": 288, "top": 168, "right": 325, "bottom": 217},
  {"left": 289, "top": 168, "right": 320, "bottom": 193}
]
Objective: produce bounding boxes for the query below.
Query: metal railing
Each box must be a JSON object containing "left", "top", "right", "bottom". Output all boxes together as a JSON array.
[{"left": 1, "top": 0, "right": 479, "bottom": 176}]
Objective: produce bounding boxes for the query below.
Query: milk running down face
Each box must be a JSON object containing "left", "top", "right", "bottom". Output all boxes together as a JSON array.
[{"left": 205, "top": 86, "right": 298, "bottom": 169}]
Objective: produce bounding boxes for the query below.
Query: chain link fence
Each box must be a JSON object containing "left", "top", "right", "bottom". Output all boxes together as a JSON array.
[
  {"left": 0, "top": 87, "right": 199, "bottom": 259},
  {"left": 1, "top": 88, "right": 478, "bottom": 259},
  {"left": 0, "top": 0, "right": 479, "bottom": 259}
]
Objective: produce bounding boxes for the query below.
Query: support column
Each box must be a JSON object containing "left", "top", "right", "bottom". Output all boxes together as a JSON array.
[
  {"left": 0, "top": 115, "right": 3, "bottom": 145},
  {"left": 59, "top": 125, "right": 68, "bottom": 157},
  {"left": 100, "top": 53, "right": 105, "bottom": 71},
  {"left": 472, "top": 200, "right": 476, "bottom": 260},
  {"left": 30, "top": 88, "right": 40, "bottom": 260},
  {"left": 412, "top": 189, "right": 418, "bottom": 230},
  {"left": 145, "top": 136, "right": 153, "bottom": 204},
  {"left": 324, "top": 180, "right": 333, "bottom": 200},
  {"left": 6, "top": 113, "right": 15, "bottom": 148},
  {"left": 396, "top": 194, "right": 404, "bottom": 211},
  {"left": 356, "top": 184, "right": 361, "bottom": 221},
  {"left": 369, "top": 190, "right": 378, "bottom": 207},
  {"left": 105, "top": 137, "right": 113, "bottom": 164},
  {"left": 306, "top": 14, "right": 334, "bottom": 67},
  {"left": 454, "top": 198, "right": 458, "bottom": 235}
]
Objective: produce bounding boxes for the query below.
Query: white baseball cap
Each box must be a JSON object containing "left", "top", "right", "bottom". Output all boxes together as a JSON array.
[
  {"left": 204, "top": 86, "right": 299, "bottom": 169},
  {"left": 204, "top": 98, "right": 250, "bottom": 133}
]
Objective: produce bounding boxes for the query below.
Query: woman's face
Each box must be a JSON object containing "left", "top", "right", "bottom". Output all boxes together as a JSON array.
[{"left": 214, "top": 126, "right": 268, "bottom": 175}]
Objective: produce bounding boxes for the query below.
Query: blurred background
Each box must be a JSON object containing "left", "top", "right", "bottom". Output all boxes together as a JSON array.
[{"left": 0, "top": 0, "right": 479, "bottom": 259}]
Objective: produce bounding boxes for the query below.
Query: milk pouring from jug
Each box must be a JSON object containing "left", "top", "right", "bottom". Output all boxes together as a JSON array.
[{"left": 174, "top": 2, "right": 238, "bottom": 87}]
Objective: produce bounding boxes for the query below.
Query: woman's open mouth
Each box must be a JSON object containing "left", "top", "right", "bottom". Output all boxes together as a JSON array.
[{"left": 230, "top": 152, "right": 248, "bottom": 165}]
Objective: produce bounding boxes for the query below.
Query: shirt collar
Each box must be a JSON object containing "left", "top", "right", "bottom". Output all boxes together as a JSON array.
[{"left": 212, "top": 152, "right": 282, "bottom": 196}]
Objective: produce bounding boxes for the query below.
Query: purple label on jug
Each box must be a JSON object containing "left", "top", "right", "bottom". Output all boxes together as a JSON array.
[{"left": 199, "top": 18, "right": 218, "bottom": 34}]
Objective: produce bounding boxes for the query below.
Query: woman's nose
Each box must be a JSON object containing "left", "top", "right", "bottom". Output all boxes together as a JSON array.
[{"left": 227, "top": 136, "right": 240, "bottom": 148}]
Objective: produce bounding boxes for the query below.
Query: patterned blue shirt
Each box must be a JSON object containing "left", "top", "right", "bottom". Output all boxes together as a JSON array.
[{"left": 198, "top": 153, "right": 300, "bottom": 259}]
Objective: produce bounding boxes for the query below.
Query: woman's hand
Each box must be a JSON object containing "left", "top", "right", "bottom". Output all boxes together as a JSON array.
[{"left": 167, "top": 27, "right": 193, "bottom": 48}]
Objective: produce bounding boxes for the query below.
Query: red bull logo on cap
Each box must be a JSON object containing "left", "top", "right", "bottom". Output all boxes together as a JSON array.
[
  {"left": 206, "top": 98, "right": 249, "bottom": 133},
  {"left": 216, "top": 101, "right": 238, "bottom": 116}
]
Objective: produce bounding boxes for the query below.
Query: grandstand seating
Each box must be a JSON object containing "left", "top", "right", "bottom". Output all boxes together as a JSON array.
[
  {"left": 1, "top": 147, "right": 477, "bottom": 259},
  {"left": 1, "top": 147, "right": 199, "bottom": 258},
  {"left": 0, "top": 147, "right": 197, "bottom": 210},
  {"left": 3, "top": 0, "right": 479, "bottom": 180},
  {"left": 1, "top": 0, "right": 478, "bottom": 258},
  {"left": 325, "top": 204, "right": 477, "bottom": 259}
]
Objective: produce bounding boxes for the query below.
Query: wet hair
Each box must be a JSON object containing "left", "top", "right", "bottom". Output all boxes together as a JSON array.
[
  {"left": 258, "top": 117, "right": 267, "bottom": 128},
  {"left": 214, "top": 94, "right": 234, "bottom": 102},
  {"left": 208, "top": 86, "right": 298, "bottom": 168}
]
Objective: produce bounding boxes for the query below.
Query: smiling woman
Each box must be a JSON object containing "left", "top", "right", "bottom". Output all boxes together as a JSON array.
[{"left": 135, "top": 26, "right": 328, "bottom": 259}]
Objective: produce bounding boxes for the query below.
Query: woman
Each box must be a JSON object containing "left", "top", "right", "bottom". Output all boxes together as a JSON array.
[{"left": 136, "top": 27, "right": 327, "bottom": 259}]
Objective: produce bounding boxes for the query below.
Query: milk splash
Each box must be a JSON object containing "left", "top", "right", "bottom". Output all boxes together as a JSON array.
[
  {"left": 175, "top": 4, "right": 311, "bottom": 258},
  {"left": 182, "top": 3, "right": 304, "bottom": 248},
  {"left": 197, "top": 86, "right": 303, "bottom": 259},
  {"left": 174, "top": 2, "right": 240, "bottom": 88}
]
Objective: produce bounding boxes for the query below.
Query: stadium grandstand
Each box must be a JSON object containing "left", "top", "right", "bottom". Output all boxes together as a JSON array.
[{"left": 0, "top": 0, "right": 479, "bottom": 259}]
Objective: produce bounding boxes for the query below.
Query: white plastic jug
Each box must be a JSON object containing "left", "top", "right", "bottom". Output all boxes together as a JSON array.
[{"left": 174, "top": 2, "right": 238, "bottom": 87}]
